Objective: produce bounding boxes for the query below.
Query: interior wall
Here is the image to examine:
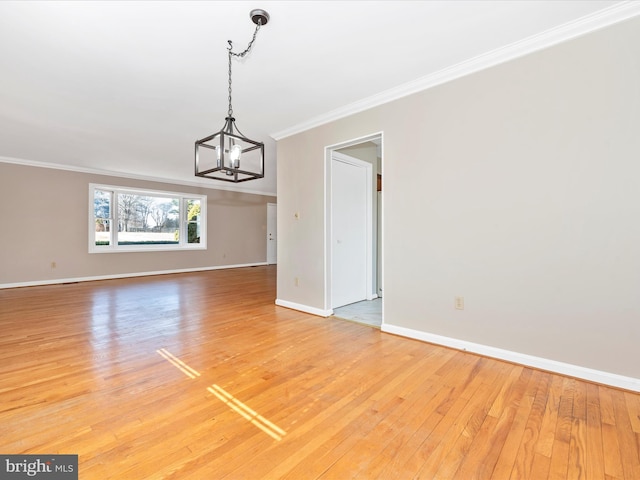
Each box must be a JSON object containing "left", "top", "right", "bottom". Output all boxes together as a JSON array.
[
  {"left": 276, "top": 16, "right": 640, "bottom": 380},
  {"left": 0, "top": 162, "right": 276, "bottom": 286}
]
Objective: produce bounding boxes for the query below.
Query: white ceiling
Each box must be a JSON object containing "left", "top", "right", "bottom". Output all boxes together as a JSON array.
[{"left": 0, "top": 1, "right": 633, "bottom": 196}]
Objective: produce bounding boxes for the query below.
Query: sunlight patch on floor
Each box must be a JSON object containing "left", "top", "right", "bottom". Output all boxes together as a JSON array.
[
  {"left": 208, "top": 384, "right": 286, "bottom": 441},
  {"left": 156, "top": 348, "right": 285, "bottom": 441},
  {"left": 157, "top": 348, "right": 201, "bottom": 379}
]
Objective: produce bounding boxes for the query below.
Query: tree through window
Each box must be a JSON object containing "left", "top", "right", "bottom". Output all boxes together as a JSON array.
[{"left": 89, "top": 184, "right": 206, "bottom": 252}]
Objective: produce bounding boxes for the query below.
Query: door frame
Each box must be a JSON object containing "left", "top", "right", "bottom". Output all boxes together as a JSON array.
[
  {"left": 324, "top": 132, "right": 383, "bottom": 313},
  {"left": 266, "top": 202, "right": 277, "bottom": 265}
]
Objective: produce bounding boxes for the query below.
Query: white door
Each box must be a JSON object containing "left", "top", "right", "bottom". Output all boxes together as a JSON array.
[
  {"left": 331, "top": 155, "right": 369, "bottom": 308},
  {"left": 267, "top": 203, "right": 277, "bottom": 264}
]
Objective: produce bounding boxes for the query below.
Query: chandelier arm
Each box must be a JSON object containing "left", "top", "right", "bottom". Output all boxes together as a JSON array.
[{"left": 232, "top": 121, "right": 247, "bottom": 139}]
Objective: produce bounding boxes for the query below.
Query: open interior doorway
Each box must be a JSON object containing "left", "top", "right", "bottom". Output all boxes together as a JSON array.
[
  {"left": 325, "top": 133, "right": 383, "bottom": 327},
  {"left": 267, "top": 203, "right": 277, "bottom": 264}
]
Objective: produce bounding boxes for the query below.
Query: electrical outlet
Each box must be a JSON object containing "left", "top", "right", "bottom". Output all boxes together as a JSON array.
[
  {"left": 455, "top": 296, "right": 464, "bottom": 310},
  {"left": 51, "top": 261, "right": 57, "bottom": 269},
  {"left": 294, "top": 277, "right": 299, "bottom": 287}
]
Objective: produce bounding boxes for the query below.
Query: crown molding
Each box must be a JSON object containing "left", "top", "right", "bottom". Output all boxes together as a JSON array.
[
  {"left": 271, "top": 1, "right": 640, "bottom": 141},
  {"left": 0, "top": 155, "right": 276, "bottom": 197}
]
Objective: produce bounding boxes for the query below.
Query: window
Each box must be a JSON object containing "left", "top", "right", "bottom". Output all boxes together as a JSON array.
[{"left": 89, "top": 184, "right": 206, "bottom": 253}]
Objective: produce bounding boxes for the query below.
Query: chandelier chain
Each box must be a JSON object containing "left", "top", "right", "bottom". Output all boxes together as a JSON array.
[{"left": 227, "top": 21, "right": 262, "bottom": 118}]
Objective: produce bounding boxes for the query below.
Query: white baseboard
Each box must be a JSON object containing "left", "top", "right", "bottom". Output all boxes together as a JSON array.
[
  {"left": 275, "top": 299, "right": 333, "bottom": 317},
  {"left": 381, "top": 323, "right": 640, "bottom": 393},
  {"left": 0, "top": 262, "right": 268, "bottom": 290}
]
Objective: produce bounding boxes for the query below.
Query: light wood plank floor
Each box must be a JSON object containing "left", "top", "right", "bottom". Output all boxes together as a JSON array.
[{"left": 1, "top": 266, "right": 639, "bottom": 479}]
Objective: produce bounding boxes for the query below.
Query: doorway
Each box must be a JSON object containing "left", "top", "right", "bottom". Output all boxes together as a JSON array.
[
  {"left": 267, "top": 203, "right": 277, "bottom": 264},
  {"left": 325, "top": 133, "right": 383, "bottom": 326}
]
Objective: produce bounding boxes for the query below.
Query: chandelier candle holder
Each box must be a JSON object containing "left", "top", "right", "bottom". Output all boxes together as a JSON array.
[{"left": 195, "top": 9, "right": 269, "bottom": 183}]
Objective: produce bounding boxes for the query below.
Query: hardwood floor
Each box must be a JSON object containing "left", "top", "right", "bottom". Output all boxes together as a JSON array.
[{"left": 1, "top": 265, "right": 639, "bottom": 479}]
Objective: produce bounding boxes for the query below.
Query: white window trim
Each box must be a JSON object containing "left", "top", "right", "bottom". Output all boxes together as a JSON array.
[{"left": 89, "top": 183, "right": 207, "bottom": 253}]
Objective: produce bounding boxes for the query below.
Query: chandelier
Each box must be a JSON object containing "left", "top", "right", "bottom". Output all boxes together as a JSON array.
[{"left": 195, "top": 9, "right": 270, "bottom": 183}]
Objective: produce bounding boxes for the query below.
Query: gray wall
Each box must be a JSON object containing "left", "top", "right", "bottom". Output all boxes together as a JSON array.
[
  {"left": 0, "top": 162, "right": 275, "bottom": 285},
  {"left": 276, "top": 16, "right": 640, "bottom": 380}
]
